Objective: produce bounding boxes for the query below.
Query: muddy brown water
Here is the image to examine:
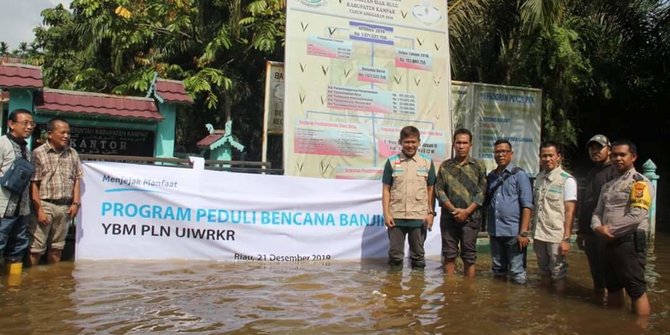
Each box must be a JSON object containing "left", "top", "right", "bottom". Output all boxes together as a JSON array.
[{"left": 1, "top": 234, "right": 669, "bottom": 334}]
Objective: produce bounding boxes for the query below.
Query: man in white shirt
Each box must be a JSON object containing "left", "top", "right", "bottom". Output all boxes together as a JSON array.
[{"left": 532, "top": 141, "right": 577, "bottom": 293}]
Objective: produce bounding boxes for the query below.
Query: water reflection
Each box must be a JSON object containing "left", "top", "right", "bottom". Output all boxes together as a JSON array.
[{"left": 1, "top": 234, "right": 669, "bottom": 334}]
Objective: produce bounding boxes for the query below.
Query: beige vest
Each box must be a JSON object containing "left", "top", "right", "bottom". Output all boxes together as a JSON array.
[
  {"left": 533, "top": 166, "right": 573, "bottom": 243},
  {"left": 389, "top": 153, "right": 432, "bottom": 220}
]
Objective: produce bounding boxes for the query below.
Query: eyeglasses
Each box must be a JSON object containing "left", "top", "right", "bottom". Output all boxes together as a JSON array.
[
  {"left": 494, "top": 150, "right": 512, "bottom": 155},
  {"left": 15, "top": 121, "right": 36, "bottom": 127}
]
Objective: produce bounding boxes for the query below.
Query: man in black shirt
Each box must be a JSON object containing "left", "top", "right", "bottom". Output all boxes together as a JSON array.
[{"left": 577, "top": 134, "right": 617, "bottom": 303}]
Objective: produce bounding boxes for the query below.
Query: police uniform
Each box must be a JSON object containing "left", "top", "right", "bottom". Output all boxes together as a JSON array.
[
  {"left": 382, "top": 152, "right": 436, "bottom": 267},
  {"left": 591, "top": 168, "right": 653, "bottom": 299}
]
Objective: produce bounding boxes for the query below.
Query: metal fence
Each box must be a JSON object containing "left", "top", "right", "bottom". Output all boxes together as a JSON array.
[{"left": 80, "top": 154, "right": 284, "bottom": 175}]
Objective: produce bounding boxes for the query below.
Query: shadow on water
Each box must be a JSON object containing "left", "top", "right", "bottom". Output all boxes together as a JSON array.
[{"left": 1, "top": 233, "right": 670, "bottom": 334}]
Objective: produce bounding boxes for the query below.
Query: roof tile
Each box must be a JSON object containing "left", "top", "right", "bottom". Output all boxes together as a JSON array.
[
  {"left": 35, "top": 88, "right": 163, "bottom": 122},
  {"left": 0, "top": 63, "right": 43, "bottom": 89},
  {"left": 196, "top": 134, "right": 224, "bottom": 148},
  {"left": 155, "top": 79, "right": 193, "bottom": 104}
]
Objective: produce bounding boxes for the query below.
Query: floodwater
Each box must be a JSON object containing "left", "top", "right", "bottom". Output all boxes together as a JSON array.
[{"left": 1, "top": 234, "right": 670, "bottom": 334}]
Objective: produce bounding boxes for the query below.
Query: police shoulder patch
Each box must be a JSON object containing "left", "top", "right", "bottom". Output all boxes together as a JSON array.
[{"left": 630, "top": 181, "right": 651, "bottom": 210}]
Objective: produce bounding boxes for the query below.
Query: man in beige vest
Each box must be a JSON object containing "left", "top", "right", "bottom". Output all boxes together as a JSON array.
[
  {"left": 532, "top": 141, "right": 577, "bottom": 293},
  {"left": 382, "top": 126, "right": 436, "bottom": 269}
]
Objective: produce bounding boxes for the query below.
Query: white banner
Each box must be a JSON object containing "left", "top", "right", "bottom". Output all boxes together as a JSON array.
[{"left": 77, "top": 162, "right": 442, "bottom": 261}]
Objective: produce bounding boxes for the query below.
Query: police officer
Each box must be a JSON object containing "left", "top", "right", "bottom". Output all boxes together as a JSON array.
[
  {"left": 592, "top": 139, "right": 653, "bottom": 316},
  {"left": 382, "top": 126, "right": 436, "bottom": 268}
]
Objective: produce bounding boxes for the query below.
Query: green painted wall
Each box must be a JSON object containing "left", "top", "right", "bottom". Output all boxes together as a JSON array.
[
  {"left": 155, "top": 103, "right": 176, "bottom": 158},
  {"left": 7, "top": 88, "right": 33, "bottom": 115}
]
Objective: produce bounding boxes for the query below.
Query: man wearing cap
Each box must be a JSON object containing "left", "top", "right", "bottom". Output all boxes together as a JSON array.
[
  {"left": 577, "top": 134, "right": 617, "bottom": 303},
  {"left": 592, "top": 139, "right": 653, "bottom": 316}
]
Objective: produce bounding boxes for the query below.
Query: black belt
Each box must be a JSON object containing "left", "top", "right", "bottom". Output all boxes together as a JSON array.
[
  {"left": 43, "top": 199, "right": 72, "bottom": 206},
  {"left": 606, "top": 232, "right": 637, "bottom": 245}
]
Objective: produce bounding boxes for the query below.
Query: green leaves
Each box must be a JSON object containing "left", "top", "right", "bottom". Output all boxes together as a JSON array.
[
  {"left": 185, "top": 67, "right": 233, "bottom": 109},
  {"left": 25, "top": 0, "right": 286, "bottom": 156},
  {"left": 448, "top": 0, "right": 669, "bottom": 152}
]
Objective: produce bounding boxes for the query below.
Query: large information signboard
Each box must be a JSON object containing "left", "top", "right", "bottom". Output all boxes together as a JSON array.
[
  {"left": 471, "top": 84, "right": 542, "bottom": 174},
  {"left": 284, "top": 0, "right": 452, "bottom": 179},
  {"left": 451, "top": 81, "right": 473, "bottom": 130}
]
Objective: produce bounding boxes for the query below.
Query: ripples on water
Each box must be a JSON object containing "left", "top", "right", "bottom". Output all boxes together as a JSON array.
[{"left": 1, "top": 235, "right": 670, "bottom": 335}]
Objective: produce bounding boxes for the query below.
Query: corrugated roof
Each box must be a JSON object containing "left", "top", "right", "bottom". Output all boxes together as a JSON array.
[
  {"left": 155, "top": 78, "right": 193, "bottom": 104},
  {"left": 0, "top": 63, "right": 43, "bottom": 89},
  {"left": 35, "top": 88, "right": 163, "bottom": 122}
]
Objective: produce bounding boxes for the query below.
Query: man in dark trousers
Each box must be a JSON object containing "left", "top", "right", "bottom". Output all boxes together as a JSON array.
[
  {"left": 435, "top": 128, "right": 486, "bottom": 277},
  {"left": 592, "top": 139, "right": 653, "bottom": 316},
  {"left": 577, "top": 134, "right": 617, "bottom": 303},
  {"left": 0, "top": 109, "right": 34, "bottom": 275},
  {"left": 381, "top": 126, "right": 436, "bottom": 269}
]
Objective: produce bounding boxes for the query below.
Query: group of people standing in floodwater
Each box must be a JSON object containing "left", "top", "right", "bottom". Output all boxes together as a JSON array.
[{"left": 382, "top": 126, "right": 654, "bottom": 316}]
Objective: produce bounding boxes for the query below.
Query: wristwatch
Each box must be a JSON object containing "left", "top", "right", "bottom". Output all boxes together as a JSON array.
[
  {"left": 519, "top": 231, "right": 530, "bottom": 238},
  {"left": 562, "top": 236, "right": 571, "bottom": 242},
  {"left": 428, "top": 211, "right": 437, "bottom": 216}
]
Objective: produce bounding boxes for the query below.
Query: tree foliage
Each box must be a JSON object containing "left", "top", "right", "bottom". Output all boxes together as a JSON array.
[
  {"left": 27, "top": 0, "right": 285, "bottom": 157},
  {"left": 448, "top": 0, "right": 669, "bottom": 159},
  {"left": 11, "top": 0, "right": 668, "bottom": 163}
]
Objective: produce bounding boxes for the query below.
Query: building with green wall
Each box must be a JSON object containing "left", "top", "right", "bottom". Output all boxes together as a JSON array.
[{"left": 0, "top": 63, "right": 192, "bottom": 157}]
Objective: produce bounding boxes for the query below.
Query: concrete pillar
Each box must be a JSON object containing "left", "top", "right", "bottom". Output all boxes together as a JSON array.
[
  {"left": 155, "top": 103, "right": 176, "bottom": 157},
  {"left": 642, "top": 159, "right": 659, "bottom": 241}
]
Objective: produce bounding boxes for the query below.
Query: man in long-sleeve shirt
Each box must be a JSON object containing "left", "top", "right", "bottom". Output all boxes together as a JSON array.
[
  {"left": 591, "top": 139, "right": 653, "bottom": 316},
  {"left": 435, "top": 128, "right": 486, "bottom": 277},
  {"left": 577, "top": 134, "right": 617, "bottom": 303}
]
